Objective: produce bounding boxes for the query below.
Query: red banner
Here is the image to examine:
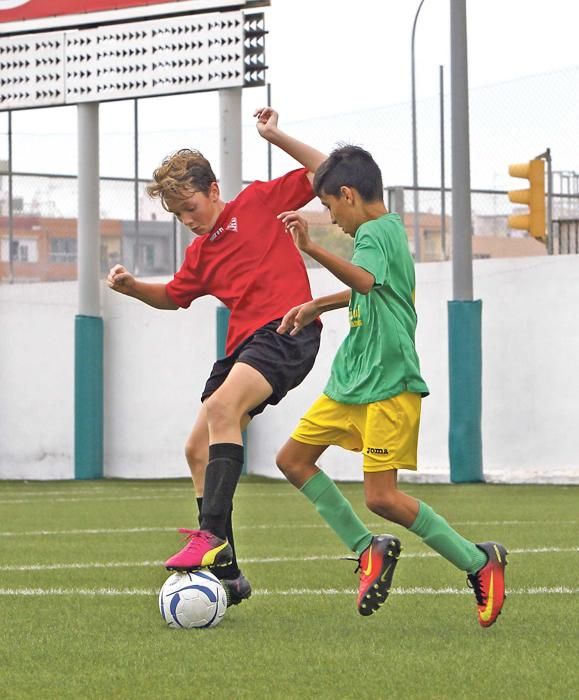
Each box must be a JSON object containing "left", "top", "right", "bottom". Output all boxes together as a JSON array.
[{"left": 0, "top": 0, "right": 183, "bottom": 25}]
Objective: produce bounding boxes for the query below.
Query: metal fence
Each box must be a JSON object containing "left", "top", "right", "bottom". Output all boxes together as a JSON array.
[
  {"left": 2, "top": 169, "right": 579, "bottom": 283},
  {"left": 2, "top": 65, "right": 579, "bottom": 279}
]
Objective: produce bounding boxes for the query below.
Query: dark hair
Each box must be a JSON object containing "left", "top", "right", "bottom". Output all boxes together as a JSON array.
[
  {"left": 147, "top": 149, "right": 217, "bottom": 211},
  {"left": 313, "top": 145, "right": 383, "bottom": 202}
]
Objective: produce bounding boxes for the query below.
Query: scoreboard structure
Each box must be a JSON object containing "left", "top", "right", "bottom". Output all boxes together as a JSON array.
[{"left": 0, "top": 1, "right": 268, "bottom": 110}]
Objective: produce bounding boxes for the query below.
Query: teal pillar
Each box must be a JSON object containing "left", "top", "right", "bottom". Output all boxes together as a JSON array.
[
  {"left": 216, "top": 305, "right": 247, "bottom": 473},
  {"left": 216, "top": 305, "right": 230, "bottom": 361},
  {"left": 447, "top": 300, "right": 483, "bottom": 483},
  {"left": 75, "top": 315, "right": 103, "bottom": 479}
]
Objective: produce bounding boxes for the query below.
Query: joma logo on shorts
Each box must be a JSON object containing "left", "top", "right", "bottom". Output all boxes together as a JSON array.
[{"left": 366, "top": 447, "right": 389, "bottom": 455}]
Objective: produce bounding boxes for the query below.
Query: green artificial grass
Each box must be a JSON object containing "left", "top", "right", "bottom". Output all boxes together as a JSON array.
[{"left": 0, "top": 478, "right": 577, "bottom": 699}]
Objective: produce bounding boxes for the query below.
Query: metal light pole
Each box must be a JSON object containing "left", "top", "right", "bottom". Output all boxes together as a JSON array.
[
  {"left": 266, "top": 82, "right": 272, "bottom": 180},
  {"left": 411, "top": 0, "right": 426, "bottom": 262},
  {"left": 75, "top": 102, "right": 103, "bottom": 480},
  {"left": 448, "top": 0, "right": 483, "bottom": 483},
  {"left": 439, "top": 65, "right": 447, "bottom": 260},
  {"left": 133, "top": 98, "right": 140, "bottom": 274}
]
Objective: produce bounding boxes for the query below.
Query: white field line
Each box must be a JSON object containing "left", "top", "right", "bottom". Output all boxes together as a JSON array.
[
  {"left": 0, "top": 521, "right": 576, "bottom": 538},
  {"left": 0, "top": 524, "right": 327, "bottom": 537},
  {"left": 0, "top": 586, "right": 577, "bottom": 597},
  {"left": 0, "top": 492, "right": 299, "bottom": 504},
  {"left": 0, "top": 546, "right": 577, "bottom": 572},
  {"left": 0, "top": 487, "right": 295, "bottom": 497}
]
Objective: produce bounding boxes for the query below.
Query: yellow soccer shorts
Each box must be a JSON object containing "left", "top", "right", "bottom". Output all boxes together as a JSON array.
[{"left": 291, "top": 391, "right": 422, "bottom": 472}]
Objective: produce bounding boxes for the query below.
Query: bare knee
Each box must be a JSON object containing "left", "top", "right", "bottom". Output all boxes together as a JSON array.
[
  {"left": 365, "top": 490, "right": 400, "bottom": 521},
  {"left": 276, "top": 443, "right": 314, "bottom": 488},
  {"left": 184, "top": 437, "right": 207, "bottom": 480},
  {"left": 204, "top": 393, "right": 239, "bottom": 433},
  {"left": 275, "top": 444, "right": 299, "bottom": 480}
]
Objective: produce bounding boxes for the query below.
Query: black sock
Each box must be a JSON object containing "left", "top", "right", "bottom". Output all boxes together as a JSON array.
[
  {"left": 196, "top": 496, "right": 240, "bottom": 579},
  {"left": 196, "top": 497, "right": 203, "bottom": 526},
  {"left": 200, "top": 443, "right": 244, "bottom": 540}
]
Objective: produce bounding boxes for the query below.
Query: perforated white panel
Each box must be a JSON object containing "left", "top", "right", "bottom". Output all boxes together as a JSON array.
[
  {"left": 0, "top": 10, "right": 266, "bottom": 110},
  {"left": 0, "top": 33, "right": 65, "bottom": 108}
]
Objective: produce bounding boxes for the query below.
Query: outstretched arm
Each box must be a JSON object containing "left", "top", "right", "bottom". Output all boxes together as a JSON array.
[
  {"left": 278, "top": 212, "right": 375, "bottom": 295},
  {"left": 277, "top": 290, "right": 351, "bottom": 336},
  {"left": 107, "top": 265, "right": 179, "bottom": 310},
  {"left": 254, "top": 107, "right": 327, "bottom": 179}
]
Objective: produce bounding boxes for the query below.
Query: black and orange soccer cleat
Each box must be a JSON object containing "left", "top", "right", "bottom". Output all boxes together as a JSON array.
[
  {"left": 355, "top": 534, "right": 402, "bottom": 616},
  {"left": 467, "top": 542, "right": 508, "bottom": 628}
]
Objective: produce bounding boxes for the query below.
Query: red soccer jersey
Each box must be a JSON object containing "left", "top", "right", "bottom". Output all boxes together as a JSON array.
[{"left": 166, "top": 168, "right": 317, "bottom": 355}]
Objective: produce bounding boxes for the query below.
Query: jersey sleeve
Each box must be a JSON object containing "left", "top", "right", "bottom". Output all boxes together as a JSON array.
[
  {"left": 165, "top": 246, "right": 205, "bottom": 308},
  {"left": 250, "top": 167, "right": 315, "bottom": 213},
  {"left": 351, "top": 221, "right": 389, "bottom": 287}
]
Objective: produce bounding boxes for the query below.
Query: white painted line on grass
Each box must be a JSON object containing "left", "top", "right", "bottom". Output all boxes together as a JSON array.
[
  {"left": 0, "top": 586, "right": 576, "bottom": 597},
  {"left": 0, "top": 522, "right": 576, "bottom": 538},
  {"left": 0, "top": 487, "right": 295, "bottom": 498},
  {"left": 0, "top": 526, "right": 178, "bottom": 537},
  {"left": 258, "top": 586, "right": 579, "bottom": 597},
  {"left": 0, "top": 524, "right": 326, "bottom": 537},
  {"left": 0, "top": 492, "right": 299, "bottom": 505},
  {"left": 0, "top": 547, "right": 576, "bottom": 572}
]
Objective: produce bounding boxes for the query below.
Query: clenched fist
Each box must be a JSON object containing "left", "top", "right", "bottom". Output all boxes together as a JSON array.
[{"left": 107, "top": 264, "right": 135, "bottom": 294}]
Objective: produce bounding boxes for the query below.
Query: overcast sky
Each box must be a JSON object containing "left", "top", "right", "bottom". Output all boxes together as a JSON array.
[
  {"left": 1, "top": 0, "right": 578, "bottom": 198},
  {"left": 268, "top": 0, "right": 579, "bottom": 118}
]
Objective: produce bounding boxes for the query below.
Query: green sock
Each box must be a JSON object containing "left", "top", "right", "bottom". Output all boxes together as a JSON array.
[
  {"left": 301, "top": 471, "right": 373, "bottom": 556},
  {"left": 409, "top": 501, "right": 487, "bottom": 574}
]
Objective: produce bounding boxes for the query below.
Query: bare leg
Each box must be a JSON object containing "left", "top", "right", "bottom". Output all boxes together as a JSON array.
[
  {"left": 184, "top": 404, "right": 251, "bottom": 497},
  {"left": 276, "top": 437, "right": 327, "bottom": 488},
  {"left": 184, "top": 405, "right": 209, "bottom": 497},
  {"left": 363, "top": 469, "right": 419, "bottom": 528}
]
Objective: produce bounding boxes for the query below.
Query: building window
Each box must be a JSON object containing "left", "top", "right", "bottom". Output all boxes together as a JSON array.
[
  {"left": 143, "top": 243, "right": 155, "bottom": 269},
  {"left": 50, "top": 237, "right": 77, "bottom": 263},
  {"left": 1, "top": 238, "right": 38, "bottom": 262},
  {"left": 423, "top": 229, "right": 442, "bottom": 260}
]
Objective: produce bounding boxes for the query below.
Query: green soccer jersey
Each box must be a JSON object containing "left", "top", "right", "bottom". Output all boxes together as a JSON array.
[{"left": 324, "top": 213, "right": 429, "bottom": 404}]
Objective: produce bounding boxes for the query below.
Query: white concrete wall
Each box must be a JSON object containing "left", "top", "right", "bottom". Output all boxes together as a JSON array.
[
  {"left": 102, "top": 285, "right": 217, "bottom": 479},
  {"left": 0, "top": 281, "right": 76, "bottom": 478},
  {"left": 0, "top": 279, "right": 217, "bottom": 480},
  {"left": 1, "top": 255, "right": 579, "bottom": 483}
]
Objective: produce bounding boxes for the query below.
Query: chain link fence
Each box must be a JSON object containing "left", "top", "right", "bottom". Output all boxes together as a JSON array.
[
  {"left": 1, "top": 172, "right": 579, "bottom": 282},
  {"left": 1, "top": 66, "right": 579, "bottom": 281}
]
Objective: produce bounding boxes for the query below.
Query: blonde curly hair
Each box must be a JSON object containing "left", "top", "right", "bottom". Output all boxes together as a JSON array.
[{"left": 146, "top": 149, "right": 217, "bottom": 212}]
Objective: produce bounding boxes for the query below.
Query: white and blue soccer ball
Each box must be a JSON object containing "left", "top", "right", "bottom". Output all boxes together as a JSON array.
[{"left": 158, "top": 570, "right": 227, "bottom": 629}]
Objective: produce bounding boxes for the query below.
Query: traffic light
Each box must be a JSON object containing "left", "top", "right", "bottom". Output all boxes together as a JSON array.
[{"left": 507, "top": 159, "right": 546, "bottom": 240}]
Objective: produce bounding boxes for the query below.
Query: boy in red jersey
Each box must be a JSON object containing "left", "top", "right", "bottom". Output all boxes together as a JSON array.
[{"left": 107, "top": 108, "right": 326, "bottom": 606}]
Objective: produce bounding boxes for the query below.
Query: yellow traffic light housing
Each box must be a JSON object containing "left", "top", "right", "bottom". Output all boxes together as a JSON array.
[{"left": 507, "top": 159, "right": 546, "bottom": 240}]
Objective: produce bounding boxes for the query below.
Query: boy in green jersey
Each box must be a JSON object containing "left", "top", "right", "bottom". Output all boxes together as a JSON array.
[{"left": 276, "top": 145, "right": 507, "bottom": 627}]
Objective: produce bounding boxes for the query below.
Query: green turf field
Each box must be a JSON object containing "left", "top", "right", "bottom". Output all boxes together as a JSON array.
[{"left": 0, "top": 478, "right": 577, "bottom": 699}]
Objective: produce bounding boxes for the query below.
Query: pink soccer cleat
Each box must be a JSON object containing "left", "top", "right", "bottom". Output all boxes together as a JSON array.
[{"left": 164, "top": 529, "right": 233, "bottom": 571}]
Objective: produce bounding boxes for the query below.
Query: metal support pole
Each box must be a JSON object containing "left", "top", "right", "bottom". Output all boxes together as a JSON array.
[
  {"left": 388, "top": 187, "right": 405, "bottom": 220},
  {"left": 172, "top": 215, "right": 178, "bottom": 274},
  {"left": 266, "top": 82, "right": 272, "bottom": 180},
  {"left": 448, "top": 0, "right": 483, "bottom": 483},
  {"left": 439, "top": 65, "right": 447, "bottom": 260},
  {"left": 133, "top": 98, "right": 140, "bottom": 274},
  {"left": 7, "top": 111, "right": 14, "bottom": 283},
  {"left": 75, "top": 102, "right": 103, "bottom": 479},
  {"left": 77, "top": 104, "right": 101, "bottom": 317},
  {"left": 411, "top": 0, "right": 425, "bottom": 262},
  {"left": 217, "top": 86, "right": 246, "bottom": 469},
  {"left": 219, "top": 87, "right": 242, "bottom": 201},
  {"left": 541, "top": 148, "right": 553, "bottom": 255},
  {"left": 450, "top": 0, "right": 473, "bottom": 301}
]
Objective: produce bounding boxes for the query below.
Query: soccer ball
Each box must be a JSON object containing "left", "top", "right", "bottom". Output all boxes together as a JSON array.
[{"left": 158, "top": 570, "right": 227, "bottom": 629}]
